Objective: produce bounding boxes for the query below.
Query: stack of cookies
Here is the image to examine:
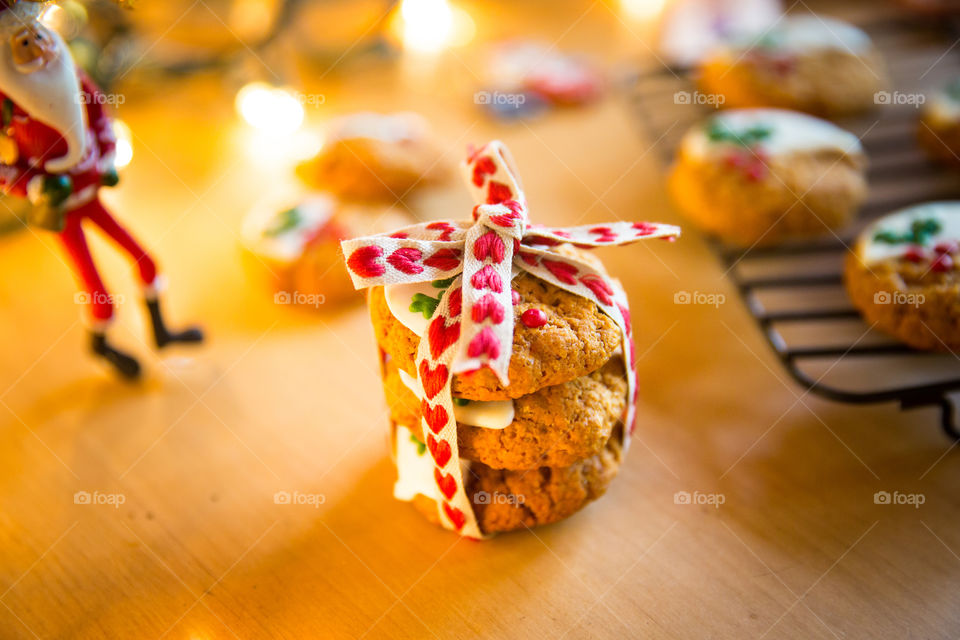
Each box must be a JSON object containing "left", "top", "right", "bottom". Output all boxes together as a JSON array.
[
  {"left": 341, "top": 139, "right": 679, "bottom": 537},
  {"left": 369, "top": 267, "right": 629, "bottom": 534}
]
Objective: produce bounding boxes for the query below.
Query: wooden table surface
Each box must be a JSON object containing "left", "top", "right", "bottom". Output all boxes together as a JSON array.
[{"left": 2, "top": 1, "right": 959, "bottom": 638}]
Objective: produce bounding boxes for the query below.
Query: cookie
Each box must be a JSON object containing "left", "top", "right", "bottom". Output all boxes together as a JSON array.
[
  {"left": 368, "top": 271, "right": 623, "bottom": 400},
  {"left": 918, "top": 79, "right": 960, "bottom": 166},
  {"left": 242, "top": 194, "right": 411, "bottom": 306},
  {"left": 697, "top": 15, "right": 888, "bottom": 116},
  {"left": 845, "top": 202, "right": 960, "bottom": 351},
  {"left": 655, "top": 0, "right": 781, "bottom": 68},
  {"left": 396, "top": 423, "right": 623, "bottom": 534},
  {"left": 669, "top": 108, "right": 867, "bottom": 246},
  {"left": 296, "top": 112, "right": 444, "bottom": 201},
  {"left": 382, "top": 355, "right": 627, "bottom": 469}
]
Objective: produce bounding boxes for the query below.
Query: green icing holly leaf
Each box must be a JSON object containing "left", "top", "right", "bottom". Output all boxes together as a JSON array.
[
  {"left": 410, "top": 433, "right": 426, "bottom": 455},
  {"left": 452, "top": 397, "right": 470, "bottom": 406},
  {"left": 264, "top": 207, "right": 302, "bottom": 237},
  {"left": 432, "top": 276, "right": 457, "bottom": 289},
  {"left": 873, "top": 217, "right": 942, "bottom": 246},
  {"left": 409, "top": 278, "right": 458, "bottom": 319},
  {"left": 410, "top": 293, "right": 440, "bottom": 319},
  {"left": 706, "top": 120, "right": 772, "bottom": 148},
  {"left": 753, "top": 32, "right": 783, "bottom": 49}
]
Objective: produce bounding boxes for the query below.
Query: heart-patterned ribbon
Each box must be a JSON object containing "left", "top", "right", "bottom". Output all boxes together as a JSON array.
[{"left": 342, "top": 141, "right": 680, "bottom": 538}]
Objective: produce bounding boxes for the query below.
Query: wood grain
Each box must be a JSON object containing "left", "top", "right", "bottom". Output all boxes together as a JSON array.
[{"left": 1, "top": 1, "right": 958, "bottom": 638}]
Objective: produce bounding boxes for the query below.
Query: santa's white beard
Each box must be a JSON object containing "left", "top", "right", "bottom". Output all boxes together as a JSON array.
[{"left": 0, "top": 29, "right": 88, "bottom": 173}]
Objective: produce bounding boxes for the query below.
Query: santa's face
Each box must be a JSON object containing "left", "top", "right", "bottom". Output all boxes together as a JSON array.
[
  {"left": 10, "top": 24, "right": 58, "bottom": 73},
  {"left": 0, "top": 16, "right": 88, "bottom": 173}
]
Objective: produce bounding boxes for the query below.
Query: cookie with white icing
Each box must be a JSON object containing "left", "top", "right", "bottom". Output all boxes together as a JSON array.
[
  {"left": 845, "top": 202, "right": 960, "bottom": 351},
  {"left": 697, "top": 15, "right": 888, "bottom": 116},
  {"left": 919, "top": 79, "right": 960, "bottom": 166},
  {"left": 242, "top": 194, "right": 411, "bottom": 306},
  {"left": 296, "top": 112, "right": 445, "bottom": 201},
  {"left": 668, "top": 108, "right": 867, "bottom": 246}
]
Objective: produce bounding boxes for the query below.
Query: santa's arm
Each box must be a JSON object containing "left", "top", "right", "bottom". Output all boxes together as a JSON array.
[
  {"left": 0, "top": 94, "right": 45, "bottom": 198},
  {"left": 78, "top": 69, "right": 116, "bottom": 162}
]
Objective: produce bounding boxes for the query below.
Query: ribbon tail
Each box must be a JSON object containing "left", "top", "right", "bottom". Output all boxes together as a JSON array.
[
  {"left": 413, "top": 277, "right": 486, "bottom": 539},
  {"left": 451, "top": 224, "right": 514, "bottom": 386},
  {"left": 340, "top": 237, "right": 466, "bottom": 289},
  {"left": 523, "top": 221, "right": 681, "bottom": 248},
  {"left": 515, "top": 245, "right": 637, "bottom": 448}
]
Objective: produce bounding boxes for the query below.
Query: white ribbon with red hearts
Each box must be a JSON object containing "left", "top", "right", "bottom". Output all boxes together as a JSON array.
[{"left": 342, "top": 141, "right": 680, "bottom": 538}]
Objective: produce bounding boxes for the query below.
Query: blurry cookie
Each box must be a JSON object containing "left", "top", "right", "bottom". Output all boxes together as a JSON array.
[
  {"left": 368, "top": 271, "right": 623, "bottom": 400},
  {"left": 919, "top": 79, "right": 960, "bottom": 165},
  {"left": 698, "top": 15, "right": 888, "bottom": 116},
  {"left": 296, "top": 112, "right": 444, "bottom": 201},
  {"left": 669, "top": 108, "right": 867, "bottom": 246},
  {"left": 383, "top": 356, "right": 627, "bottom": 469},
  {"left": 845, "top": 202, "right": 960, "bottom": 351},
  {"left": 242, "top": 193, "right": 410, "bottom": 307}
]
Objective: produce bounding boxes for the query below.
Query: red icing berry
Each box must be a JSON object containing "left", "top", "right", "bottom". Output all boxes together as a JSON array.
[
  {"left": 932, "top": 253, "right": 954, "bottom": 273},
  {"left": 521, "top": 308, "right": 547, "bottom": 328},
  {"left": 934, "top": 240, "right": 959, "bottom": 255},
  {"left": 511, "top": 290, "right": 520, "bottom": 305},
  {"left": 903, "top": 246, "right": 926, "bottom": 263}
]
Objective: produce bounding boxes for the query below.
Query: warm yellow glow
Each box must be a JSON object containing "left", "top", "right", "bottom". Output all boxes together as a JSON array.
[
  {"left": 111, "top": 119, "right": 133, "bottom": 169},
  {"left": 620, "top": 0, "right": 668, "bottom": 20},
  {"left": 399, "top": 0, "right": 457, "bottom": 52},
  {"left": 235, "top": 82, "right": 305, "bottom": 134},
  {"left": 40, "top": 4, "right": 64, "bottom": 29}
]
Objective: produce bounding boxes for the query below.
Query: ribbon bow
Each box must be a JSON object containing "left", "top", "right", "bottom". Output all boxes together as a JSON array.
[{"left": 342, "top": 141, "right": 680, "bottom": 537}]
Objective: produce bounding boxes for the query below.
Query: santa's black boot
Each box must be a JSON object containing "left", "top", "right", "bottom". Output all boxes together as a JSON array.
[
  {"left": 90, "top": 332, "right": 141, "bottom": 380},
  {"left": 146, "top": 298, "right": 204, "bottom": 349}
]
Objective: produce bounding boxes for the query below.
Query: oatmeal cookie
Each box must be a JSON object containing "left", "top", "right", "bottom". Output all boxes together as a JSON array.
[
  {"left": 369, "top": 271, "right": 623, "bottom": 400},
  {"left": 918, "top": 79, "right": 960, "bottom": 166},
  {"left": 405, "top": 430, "right": 623, "bottom": 534},
  {"left": 845, "top": 202, "right": 960, "bottom": 351},
  {"left": 697, "top": 15, "right": 888, "bottom": 117},
  {"left": 382, "top": 356, "right": 627, "bottom": 469},
  {"left": 296, "top": 111, "right": 444, "bottom": 201},
  {"left": 669, "top": 108, "right": 867, "bottom": 246}
]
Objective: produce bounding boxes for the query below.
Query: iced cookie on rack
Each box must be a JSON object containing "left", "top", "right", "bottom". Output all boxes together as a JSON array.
[
  {"left": 341, "top": 141, "right": 680, "bottom": 536},
  {"left": 668, "top": 108, "right": 867, "bottom": 246},
  {"left": 242, "top": 194, "right": 410, "bottom": 308},
  {"left": 296, "top": 112, "right": 445, "bottom": 201},
  {"left": 918, "top": 79, "right": 960, "bottom": 166},
  {"left": 697, "top": 15, "right": 888, "bottom": 116},
  {"left": 845, "top": 202, "right": 960, "bottom": 351}
]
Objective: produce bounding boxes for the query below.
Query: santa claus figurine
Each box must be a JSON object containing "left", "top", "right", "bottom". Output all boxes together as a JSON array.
[{"left": 0, "top": 0, "right": 202, "bottom": 379}]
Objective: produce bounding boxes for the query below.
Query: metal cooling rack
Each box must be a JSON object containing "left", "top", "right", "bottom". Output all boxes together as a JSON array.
[{"left": 629, "top": 15, "right": 960, "bottom": 439}]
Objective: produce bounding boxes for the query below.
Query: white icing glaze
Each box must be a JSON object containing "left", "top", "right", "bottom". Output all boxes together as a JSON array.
[
  {"left": 720, "top": 15, "right": 872, "bottom": 56},
  {"left": 384, "top": 280, "right": 441, "bottom": 337},
  {"left": 327, "top": 111, "right": 427, "bottom": 144},
  {"left": 859, "top": 202, "right": 960, "bottom": 264},
  {"left": 657, "top": 0, "right": 782, "bottom": 68},
  {"left": 393, "top": 424, "right": 472, "bottom": 503},
  {"left": 682, "top": 108, "right": 862, "bottom": 159},
  {"left": 397, "top": 368, "right": 515, "bottom": 430},
  {"left": 242, "top": 194, "right": 337, "bottom": 263},
  {"left": 393, "top": 424, "right": 438, "bottom": 502}
]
